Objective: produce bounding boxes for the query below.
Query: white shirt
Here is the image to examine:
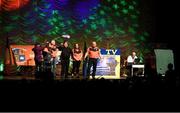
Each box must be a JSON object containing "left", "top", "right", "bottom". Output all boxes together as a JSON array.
[{"left": 127, "top": 55, "right": 138, "bottom": 63}]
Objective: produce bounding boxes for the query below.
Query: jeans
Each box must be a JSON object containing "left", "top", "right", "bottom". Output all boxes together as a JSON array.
[
  {"left": 51, "top": 58, "right": 56, "bottom": 77},
  {"left": 87, "top": 58, "right": 98, "bottom": 78}
]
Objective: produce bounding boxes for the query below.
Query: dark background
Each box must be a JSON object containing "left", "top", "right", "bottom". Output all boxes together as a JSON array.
[
  {"left": 140, "top": 0, "right": 178, "bottom": 46},
  {"left": 140, "top": 0, "right": 179, "bottom": 70}
]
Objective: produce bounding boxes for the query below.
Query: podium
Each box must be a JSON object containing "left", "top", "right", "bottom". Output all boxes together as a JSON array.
[{"left": 131, "top": 64, "right": 145, "bottom": 77}]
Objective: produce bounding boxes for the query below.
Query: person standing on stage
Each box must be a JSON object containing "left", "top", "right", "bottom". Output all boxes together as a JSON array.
[
  {"left": 32, "top": 43, "right": 43, "bottom": 73},
  {"left": 60, "top": 41, "right": 72, "bottom": 78},
  {"left": 72, "top": 43, "right": 83, "bottom": 78},
  {"left": 49, "top": 40, "right": 58, "bottom": 77},
  {"left": 43, "top": 42, "right": 52, "bottom": 71},
  {"left": 84, "top": 41, "right": 101, "bottom": 79},
  {"left": 58, "top": 42, "right": 64, "bottom": 51},
  {"left": 49, "top": 40, "right": 58, "bottom": 57}
]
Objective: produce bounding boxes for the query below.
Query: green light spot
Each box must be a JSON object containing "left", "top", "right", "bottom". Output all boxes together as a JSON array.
[
  {"left": 52, "top": 10, "right": 58, "bottom": 15},
  {"left": 12, "top": 16, "right": 19, "bottom": 20},
  {"left": 104, "top": 31, "right": 112, "bottom": 36},
  {"left": 139, "top": 36, "right": 145, "bottom": 41},
  {"left": 91, "top": 23, "right": 97, "bottom": 30},
  {"left": 113, "top": 4, "right": 119, "bottom": 10},
  {"left": 136, "top": 43, "right": 140, "bottom": 46},
  {"left": 132, "top": 1, "right": 137, "bottom": 5},
  {"left": 128, "top": 5, "right": 134, "bottom": 10},
  {"left": 0, "top": 63, "right": 4, "bottom": 72},
  {"left": 60, "top": 23, "right": 65, "bottom": 27},
  {"left": 121, "top": 1, "right": 127, "bottom": 6},
  {"left": 58, "top": 16, "right": 63, "bottom": 20},
  {"left": 32, "top": 36, "right": 38, "bottom": 42},
  {"left": 50, "top": 31, "right": 56, "bottom": 35},
  {"left": 122, "top": 9, "right": 128, "bottom": 14},
  {"left": 115, "top": 12, "right": 120, "bottom": 17},
  {"left": 136, "top": 11, "right": 140, "bottom": 15},
  {"left": 55, "top": 26, "right": 59, "bottom": 30},
  {"left": 132, "top": 23, "right": 139, "bottom": 28},
  {"left": 34, "top": 7, "right": 38, "bottom": 11},
  {"left": 67, "top": 20, "right": 72, "bottom": 25},
  {"left": 100, "top": 10, "right": 105, "bottom": 15},
  {"left": 131, "top": 15, "right": 138, "bottom": 19},
  {"left": 128, "top": 27, "right": 136, "bottom": 34},
  {"left": 69, "top": 29, "right": 75, "bottom": 34},
  {"left": 143, "top": 32, "right": 149, "bottom": 37},
  {"left": 89, "top": 16, "right": 95, "bottom": 20},
  {"left": 45, "top": 4, "right": 51, "bottom": 9},
  {"left": 85, "top": 29, "right": 91, "bottom": 34},
  {"left": 99, "top": 19, "right": 106, "bottom": 27},
  {"left": 0, "top": 76, "right": 3, "bottom": 80},
  {"left": 52, "top": 18, "right": 58, "bottom": 22},
  {"left": 115, "top": 27, "right": 126, "bottom": 35},
  {"left": 82, "top": 19, "right": 87, "bottom": 24},
  {"left": 123, "top": 42, "right": 130, "bottom": 46},
  {"left": 95, "top": 35, "right": 102, "bottom": 42},
  {"left": 5, "top": 26, "right": 14, "bottom": 32},
  {"left": 40, "top": 13, "right": 45, "bottom": 17},
  {"left": 50, "top": 22, "right": 54, "bottom": 25},
  {"left": 131, "top": 38, "right": 136, "bottom": 42}
]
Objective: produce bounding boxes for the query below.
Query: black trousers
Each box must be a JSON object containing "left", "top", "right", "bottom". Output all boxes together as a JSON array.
[
  {"left": 34, "top": 60, "right": 43, "bottom": 79},
  {"left": 87, "top": 58, "right": 98, "bottom": 78},
  {"left": 61, "top": 59, "right": 70, "bottom": 78},
  {"left": 35, "top": 60, "right": 42, "bottom": 72},
  {"left": 72, "top": 61, "right": 81, "bottom": 75}
]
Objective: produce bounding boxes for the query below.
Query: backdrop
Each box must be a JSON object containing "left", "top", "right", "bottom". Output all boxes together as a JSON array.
[{"left": 0, "top": 0, "right": 151, "bottom": 58}]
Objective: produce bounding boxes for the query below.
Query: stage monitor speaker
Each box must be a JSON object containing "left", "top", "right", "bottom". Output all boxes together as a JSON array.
[{"left": 154, "top": 49, "right": 175, "bottom": 75}]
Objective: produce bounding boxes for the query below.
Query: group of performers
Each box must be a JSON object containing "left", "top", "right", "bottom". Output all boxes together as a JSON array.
[
  {"left": 32, "top": 40, "right": 101, "bottom": 79},
  {"left": 32, "top": 39, "right": 141, "bottom": 79}
]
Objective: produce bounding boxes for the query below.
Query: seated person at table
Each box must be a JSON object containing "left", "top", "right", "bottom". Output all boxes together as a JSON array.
[
  {"left": 127, "top": 51, "right": 138, "bottom": 65},
  {"left": 126, "top": 51, "right": 138, "bottom": 77}
]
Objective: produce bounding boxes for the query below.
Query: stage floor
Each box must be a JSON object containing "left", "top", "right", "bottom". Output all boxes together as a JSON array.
[{"left": 0, "top": 74, "right": 127, "bottom": 80}]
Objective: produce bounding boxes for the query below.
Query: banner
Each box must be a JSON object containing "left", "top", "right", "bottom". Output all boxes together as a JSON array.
[
  {"left": 94, "top": 48, "right": 121, "bottom": 79},
  {"left": 10, "top": 45, "right": 35, "bottom": 66}
]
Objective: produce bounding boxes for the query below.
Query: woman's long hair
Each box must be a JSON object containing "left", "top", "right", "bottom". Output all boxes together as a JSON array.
[{"left": 73, "top": 43, "right": 81, "bottom": 50}]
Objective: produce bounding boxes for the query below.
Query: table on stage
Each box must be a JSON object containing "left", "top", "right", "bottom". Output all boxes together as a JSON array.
[{"left": 131, "top": 64, "right": 145, "bottom": 77}]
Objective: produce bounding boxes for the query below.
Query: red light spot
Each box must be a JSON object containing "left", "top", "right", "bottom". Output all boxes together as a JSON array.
[{"left": 0, "top": 0, "right": 29, "bottom": 11}]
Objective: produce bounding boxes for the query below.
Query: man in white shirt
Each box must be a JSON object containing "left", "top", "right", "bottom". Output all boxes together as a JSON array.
[
  {"left": 127, "top": 51, "right": 138, "bottom": 77},
  {"left": 127, "top": 51, "right": 138, "bottom": 65}
]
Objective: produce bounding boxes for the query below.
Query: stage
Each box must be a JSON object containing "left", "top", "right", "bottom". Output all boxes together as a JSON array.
[{"left": 0, "top": 74, "right": 127, "bottom": 80}]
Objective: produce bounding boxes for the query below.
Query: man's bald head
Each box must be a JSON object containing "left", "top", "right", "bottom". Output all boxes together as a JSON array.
[
  {"left": 132, "top": 51, "right": 136, "bottom": 57},
  {"left": 92, "top": 41, "right": 97, "bottom": 47}
]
